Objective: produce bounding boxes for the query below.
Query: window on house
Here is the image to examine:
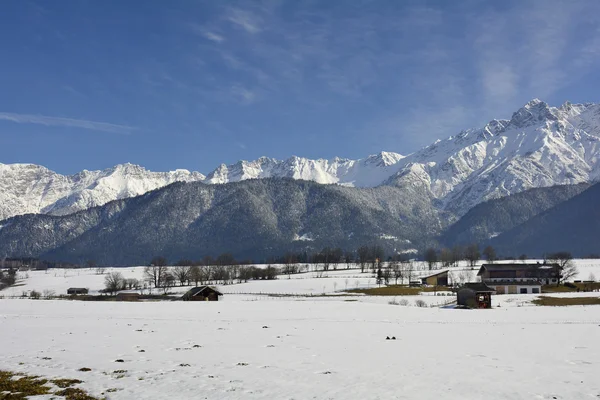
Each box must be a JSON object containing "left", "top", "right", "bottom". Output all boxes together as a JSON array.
[
  {"left": 532, "top": 288, "right": 540, "bottom": 294},
  {"left": 520, "top": 288, "right": 528, "bottom": 294}
]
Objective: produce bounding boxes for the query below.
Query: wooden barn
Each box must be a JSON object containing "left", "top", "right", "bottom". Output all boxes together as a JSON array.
[
  {"left": 116, "top": 292, "right": 140, "bottom": 302},
  {"left": 421, "top": 270, "right": 449, "bottom": 286},
  {"left": 457, "top": 282, "right": 495, "bottom": 309},
  {"left": 67, "top": 287, "right": 89, "bottom": 295},
  {"left": 182, "top": 286, "right": 223, "bottom": 301}
]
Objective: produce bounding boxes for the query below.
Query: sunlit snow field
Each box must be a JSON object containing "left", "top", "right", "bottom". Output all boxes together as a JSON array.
[{"left": 1, "top": 260, "right": 600, "bottom": 399}]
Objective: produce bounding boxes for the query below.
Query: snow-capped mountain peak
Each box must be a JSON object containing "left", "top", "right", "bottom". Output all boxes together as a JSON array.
[
  {"left": 203, "top": 152, "right": 405, "bottom": 187},
  {"left": 364, "top": 151, "right": 405, "bottom": 167},
  {"left": 384, "top": 99, "right": 600, "bottom": 215},
  {"left": 508, "top": 98, "right": 558, "bottom": 129},
  {"left": 2, "top": 99, "right": 600, "bottom": 221},
  {"left": 0, "top": 163, "right": 206, "bottom": 220}
]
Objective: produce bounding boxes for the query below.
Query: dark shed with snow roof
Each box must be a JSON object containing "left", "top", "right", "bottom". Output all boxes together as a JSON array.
[
  {"left": 457, "top": 283, "right": 495, "bottom": 309},
  {"left": 182, "top": 286, "right": 223, "bottom": 301}
]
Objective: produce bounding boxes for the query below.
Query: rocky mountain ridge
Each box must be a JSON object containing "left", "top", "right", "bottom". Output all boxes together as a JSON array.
[{"left": 1, "top": 99, "right": 599, "bottom": 221}]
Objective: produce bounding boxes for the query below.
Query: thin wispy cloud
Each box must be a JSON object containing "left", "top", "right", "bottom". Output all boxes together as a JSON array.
[
  {"left": 189, "top": 23, "right": 225, "bottom": 43},
  {"left": 226, "top": 8, "right": 261, "bottom": 34},
  {"left": 230, "top": 85, "right": 256, "bottom": 105},
  {"left": 0, "top": 112, "right": 136, "bottom": 134},
  {"left": 168, "top": 1, "right": 600, "bottom": 152},
  {"left": 203, "top": 31, "right": 225, "bottom": 43}
]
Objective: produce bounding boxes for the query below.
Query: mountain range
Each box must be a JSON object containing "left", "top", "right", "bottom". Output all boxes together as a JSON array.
[
  {"left": 1, "top": 99, "right": 599, "bottom": 263},
  {"left": 0, "top": 163, "right": 205, "bottom": 221},
  {"left": 0, "top": 178, "right": 440, "bottom": 264},
  {"left": 2, "top": 99, "right": 600, "bottom": 223}
]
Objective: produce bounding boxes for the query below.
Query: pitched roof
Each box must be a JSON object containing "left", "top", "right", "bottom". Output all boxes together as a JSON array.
[
  {"left": 460, "top": 282, "right": 496, "bottom": 293},
  {"left": 478, "top": 263, "right": 560, "bottom": 275},
  {"left": 420, "top": 270, "right": 449, "bottom": 279},
  {"left": 185, "top": 286, "right": 223, "bottom": 297}
]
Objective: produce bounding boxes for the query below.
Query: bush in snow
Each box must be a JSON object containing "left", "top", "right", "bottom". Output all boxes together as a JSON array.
[{"left": 414, "top": 299, "right": 427, "bottom": 308}]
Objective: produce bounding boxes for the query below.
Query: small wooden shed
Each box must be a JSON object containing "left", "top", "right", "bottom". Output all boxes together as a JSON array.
[
  {"left": 457, "top": 282, "right": 495, "bottom": 309},
  {"left": 421, "top": 270, "right": 449, "bottom": 286},
  {"left": 116, "top": 292, "right": 140, "bottom": 302},
  {"left": 182, "top": 286, "right": 223, "bottom": 301},
  {"left": 67, "top": 287, "right": 89, "bottom": 295}
]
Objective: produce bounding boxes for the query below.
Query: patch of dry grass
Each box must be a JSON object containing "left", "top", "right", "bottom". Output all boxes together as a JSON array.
[
  {"left": 532, "top": 296, "right": 600, "bottom": 306},
  {"left": 0, "top": 370, "right": 102, "bottom": 400},
  {"left": 348, "top": 285, "right": 450, "bottom": 296},
  {"left": 54, "top": 387, "right": 100, "bottom": 400},
  {"left": 51, "top": 378, "right": 83, "bottom": 388},
  {"left": 0, "top": 371, "right": 51, "bottom": 399},
  {"left": 542, "top": 283, "right": 600, "bottom": 293}
]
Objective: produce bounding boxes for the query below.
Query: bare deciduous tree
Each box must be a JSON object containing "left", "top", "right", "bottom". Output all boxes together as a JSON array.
[
  {"left": 357, "top": 246, "right": 370, "bottom": 273},
  {"left": 189, "top": 265, "right": 201, "bottom": 286},
  {"left": 161, "top": 272, "right": 175, "bottom": 294},
  {"left": 144, "top": 265, "right": 168, "bottom": 288},
  {"left": 173, "top": 266, "right": 191, "bottom": 286},
  {"left": 104, "top": 272, "right": 125, "bottom": 295},
  {"left": 424, "top": 248, "right": 438, "bottom": 270},
  {"left": 464, "top": 244, "right": 480, "bottom": 267},
  {"left": 212, "top": 265, "right": 229, "bottom": 285},
  {"left": 483, "top": 246, "right": 497, "bottom": 263},
  {"left": 126, "top": 278, "right": 140, "bottom": 290},
  {"left": 238, "top": 266, "right": 252, "bottom": 283},
  {"left": 283, "top": 252, "right": 298, "bottom": 279},
  {"left": 547, "top": 251, "right": 578, "bottom": 285},
  {"left": 440, "top": 248, "right": 453, "bottom": 268},
  {"left": 151, "top": 256, "right": 168, "bottom": 267}
]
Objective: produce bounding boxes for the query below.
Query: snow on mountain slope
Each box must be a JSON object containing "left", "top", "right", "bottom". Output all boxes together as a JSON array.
[
  {"left": 0, "top": 163, "right": 205, "bottom": 220},
  {"left": 204, "top": 99, "right": 600, "bottom": 217},
  {"left": 204, "top": 151, "right": 405, "bottom": 187},
  {"left": 2, "top": 99, "right": 600, "bottom": 221},
  {"left": 386, "top": 99, "right": 600, "bottom": 215}
]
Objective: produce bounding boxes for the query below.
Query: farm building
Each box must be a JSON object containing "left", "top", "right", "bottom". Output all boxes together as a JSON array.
[
  {"left": 457, "top": 282, "right": 495, "bottom": 309},
  {"left": 421, "top": 270, "right": 449, "bottom": 286},
  {"left": 182, "top": 286, "right": 223, "bottom": 301},
  {"left": 116, "top": 292, "right": 140, "bottom": 302},
  {"left": 67, "top": 287, "right": 88, "bottom": 295},
  {"left": 477, "top": 263, "right": 561, "bottom": 294}
]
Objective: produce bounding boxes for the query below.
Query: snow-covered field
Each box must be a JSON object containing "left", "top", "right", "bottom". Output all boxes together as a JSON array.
[
  {"left": 1, "top": 298, "right": 600, "bottom": 400},
  {"left": 2, "top": 260, "right": 600, "bottom": 399},
  {"left": 3, "top": 259, "right": 600, "bottom": 299}
]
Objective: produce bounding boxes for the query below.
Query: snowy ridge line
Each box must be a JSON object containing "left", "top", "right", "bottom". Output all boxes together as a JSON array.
[{"left": 3, "top": 99, "right": 600, "bottom": 220}]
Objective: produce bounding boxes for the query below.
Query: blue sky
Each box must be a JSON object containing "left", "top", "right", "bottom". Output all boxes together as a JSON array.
[{"left": 1, "top": 0, "right": 599, "bottom": 175}]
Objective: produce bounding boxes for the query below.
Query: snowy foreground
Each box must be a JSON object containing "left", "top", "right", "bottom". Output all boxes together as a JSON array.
[{"left": 2, "top": 298, "right": 600, "bottom": 400}]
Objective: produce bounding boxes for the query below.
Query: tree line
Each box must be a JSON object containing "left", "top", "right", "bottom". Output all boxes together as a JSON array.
[{"left": 103, "top": 256, "right": 279, "bottom": 295}]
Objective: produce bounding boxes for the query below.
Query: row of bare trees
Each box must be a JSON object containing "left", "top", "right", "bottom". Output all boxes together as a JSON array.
[
  {"left": 142, "top": 260, "right": 279, "bottom": 289},
  {"left": 422, "top": 244, "right": 498, "bottom": 270},
  {"left": 375, "top": 260, "right": 415, "bottom": 285},
  {"left": 103, "top": 272, "right": 141, "bottom": 295},
  {"left": 357, "top": 245, "right": 385, "bottom": 273}
]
